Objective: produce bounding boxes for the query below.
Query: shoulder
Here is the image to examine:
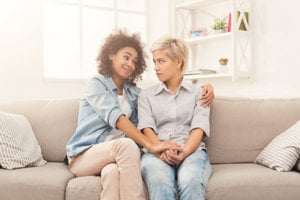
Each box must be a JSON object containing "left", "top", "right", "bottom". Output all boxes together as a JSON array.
[
  {"left": 140, "top": 83, "right": 160, "bottom": 96},
  {"left": 182, "top": 79, "right": 202, "bottom": 96},
  {"left": 87, "top": 74, "right": 105, "bottom": 84},
  {"left": 88, "top": 74, "right": 111, "bottom": 83},
  {"left": 85, "top": 74, "right": 111, "bottom": 93}
]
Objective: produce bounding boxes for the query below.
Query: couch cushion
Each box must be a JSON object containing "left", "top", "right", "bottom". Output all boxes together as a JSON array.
[
  {"left": 206, "top": 163, "right": 300, "bottom": 200},
  {"left": 255, "top": 120, "right": 300, "bottom": 171},
  {"left": 0, "top": 112, "right": 46, "bottom": 169},
  {"left": 207, "top": 97, "right": 300, "bottom": 164},
  {"left": 0, "top": 162, "right": 74, "bottom": 200},
  {"left": 66, "top": 176, "right": 101, "bottom": 200},
  {"left": 0, "top": 99, "right": 80, "bottom": 162}
]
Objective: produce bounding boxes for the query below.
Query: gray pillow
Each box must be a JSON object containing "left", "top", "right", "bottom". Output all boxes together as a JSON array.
[
  {"left": 255, "top": 120, "right": 300, "bottom": 172},
  {"left": 295, "top": 160, "right": 300, "bottom": 172},
  {"left": 0, "top": 112, "right": 46, "bottom": 169}
]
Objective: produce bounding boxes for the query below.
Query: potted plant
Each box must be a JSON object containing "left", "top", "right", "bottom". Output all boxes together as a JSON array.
[
  {"left": 218, "top": 57, "right": 229, "bottom": 73},
  {"left": 212, "top": 17, "right": 227, "bottom": 33},
  {"left": 219, "top": 57, "right": 228, "bottom": 66}
]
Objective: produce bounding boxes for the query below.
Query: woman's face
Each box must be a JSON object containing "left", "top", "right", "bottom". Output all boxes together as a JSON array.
[
  {"left": 152, "top": 50, "right": 182, "bottom": 82},
  {"left": 109, "top": 47, "right": 138, "bottom": 80}
]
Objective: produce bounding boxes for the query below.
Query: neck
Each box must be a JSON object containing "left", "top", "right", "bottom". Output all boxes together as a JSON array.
[
  {"left": 165, "top": 75, "right": 183, "bottom": 94},
  {"left": 112, "top": 76, "right": 124, "bottom": 95}
]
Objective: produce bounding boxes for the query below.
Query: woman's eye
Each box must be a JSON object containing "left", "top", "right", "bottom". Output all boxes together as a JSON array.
[{"left": 124, "top": 55, "right": 129, "bottom": 60}]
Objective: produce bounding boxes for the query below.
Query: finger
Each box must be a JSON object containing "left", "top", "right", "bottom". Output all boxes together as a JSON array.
[
  {"left": 161, "top": 153, "right": 175, "bottom": 165},
  {"left": 201, "top": 87, "right": 208, "bottom": 96},
  {"left": 201, "top": 99, "right": 210, "bottom": 107},
  {"left": 170, "top": 145, "right": 183, "bottom": 152},
  {"left": 168, "top": 154, "right": 181, "bottom": 165},
  {"left": 160, "top": 152, "right": 167, "bottom": 161}
]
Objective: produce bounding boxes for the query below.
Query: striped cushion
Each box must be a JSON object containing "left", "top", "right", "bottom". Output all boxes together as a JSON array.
[
  {"left": 0, "top": 112, "right": 46, "bottom": 169},
  {"left": 296, "top": 160, "right": 300, "bottom": 171},
  {"left": 255, "top": 120, "right": 300, "bottom": 172}
]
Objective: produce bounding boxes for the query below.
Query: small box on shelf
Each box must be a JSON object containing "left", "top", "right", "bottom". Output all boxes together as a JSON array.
[{"left": 189, "top": 28, "right": 208, "bottom": 38}]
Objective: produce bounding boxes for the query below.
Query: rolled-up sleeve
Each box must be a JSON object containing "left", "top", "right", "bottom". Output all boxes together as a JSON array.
[
  {"left": 85, "top": 77, "right": 123, "bottom": 129},
  {"left": 137, "top": 89, "right": 158, "bottom": 133},
  {"left": 190, "top": 93, "right": 210, "bottom": 137}
]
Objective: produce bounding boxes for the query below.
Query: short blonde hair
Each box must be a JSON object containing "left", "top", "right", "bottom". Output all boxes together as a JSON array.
[{"left": 151, "top": 36, "right": 189, "bottom": 72}]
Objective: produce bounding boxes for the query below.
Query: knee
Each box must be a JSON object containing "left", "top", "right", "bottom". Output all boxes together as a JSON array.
[
  {"left": 178, "top": 170, "right": 208, "bottom": 193},
  {"left": 178, "top": 170, "right": 195, "bottom": 186},
  {"left": 101, "top": 163, "right": 119, "bottom": 178},
  {"left": 141, "top": 155, "right": 173, "bottom": 185},
  {"left": 114, "top": 138, "right": 140, "bottom": 158}
]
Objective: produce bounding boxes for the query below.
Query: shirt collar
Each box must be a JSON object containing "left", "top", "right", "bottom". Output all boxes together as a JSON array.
[
  {"left": 104, "top": 75, "right": 134, "bottom": 94},
  {"left": 154, "top": 78, "right": 193, "bottom": 95}
]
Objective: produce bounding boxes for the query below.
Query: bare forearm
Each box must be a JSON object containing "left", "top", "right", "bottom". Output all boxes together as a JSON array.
[
  {"left": 183, "top": 129, "right": 204, "bottom": 158},
  {"left": 143, "top": 128, "right": 160, "bottom": 144},
  {"left": 116, "top": 115, "right": 152, "bottom": 149}
]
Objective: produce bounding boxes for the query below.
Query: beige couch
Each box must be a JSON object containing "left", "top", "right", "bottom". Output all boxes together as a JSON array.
[{"left": 0, "top": 97, "right": 300, "bottom": 200}]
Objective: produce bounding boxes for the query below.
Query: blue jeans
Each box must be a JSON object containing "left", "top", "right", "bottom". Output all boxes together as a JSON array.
[{"left": 141, "top": 149, "right": 212, "bottom": 200}]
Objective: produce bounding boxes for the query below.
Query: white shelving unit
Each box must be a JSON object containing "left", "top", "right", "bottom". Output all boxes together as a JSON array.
[{"left": 174, "top": 0, "right": 253, "bottom": 81}]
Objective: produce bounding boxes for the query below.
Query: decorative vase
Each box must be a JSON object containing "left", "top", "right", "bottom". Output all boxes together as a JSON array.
[
  {"left": 219, "top": 65, "right": 228, "bottom": 74},
  {"left": 213, "top": 29, "right": 226, "bottom": 34}
]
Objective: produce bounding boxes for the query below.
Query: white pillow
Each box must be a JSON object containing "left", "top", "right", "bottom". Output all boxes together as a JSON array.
[
  {"left": 0, "top": 112, "right": 46, "bottom": 169},
  {"left": 255, "top": 120, "right": 300, "bottom": 172}
]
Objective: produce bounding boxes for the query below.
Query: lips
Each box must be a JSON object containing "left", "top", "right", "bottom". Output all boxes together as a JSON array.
[{"left": 122, "top": 66, "right": 132, "bottom": 74}]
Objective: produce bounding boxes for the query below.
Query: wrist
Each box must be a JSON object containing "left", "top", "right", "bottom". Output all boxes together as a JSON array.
[{"left": 143, "top": 141, "right": 153, "bottom": 151}]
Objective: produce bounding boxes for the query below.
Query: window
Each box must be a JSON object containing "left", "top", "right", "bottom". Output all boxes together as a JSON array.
[{"left": 43, "top": 0, "right": 147, "bottom": 79}]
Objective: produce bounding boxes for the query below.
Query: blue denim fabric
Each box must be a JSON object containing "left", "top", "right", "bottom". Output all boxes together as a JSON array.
[
  {"left": 141, "top": 149, "right": 212, "bottom": 200},
  {"left": 66, "top": 74, "right": 140, "bottom": 157}
]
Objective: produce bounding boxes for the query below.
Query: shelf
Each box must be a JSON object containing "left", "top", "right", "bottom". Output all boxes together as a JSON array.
[
  {"left": 186, "top": 32, "right": 232, "bottom": 45},
  {"left": 184, "top": 73, "right": 232, "bottom": 80},
  {"left": 174, "top": 0, "right": 252, "bottom": 82},
  {"left": 176, "top": 0, "right": 231, "bottom": 10}
]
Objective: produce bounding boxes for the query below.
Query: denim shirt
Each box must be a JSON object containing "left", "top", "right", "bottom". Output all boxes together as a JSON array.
[{"left": 66, "top": 74, "right": 140, "bottom": 157}]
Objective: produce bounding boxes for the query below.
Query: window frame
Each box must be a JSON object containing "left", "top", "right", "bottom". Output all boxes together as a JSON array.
[{"left": 43, "top": 0, "right": 149, "bottom": 81}]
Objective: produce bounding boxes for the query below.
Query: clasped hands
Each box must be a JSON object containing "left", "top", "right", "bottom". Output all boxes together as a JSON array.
[{"left": 157, "top": 140, "right": 185, "bottom": 166}]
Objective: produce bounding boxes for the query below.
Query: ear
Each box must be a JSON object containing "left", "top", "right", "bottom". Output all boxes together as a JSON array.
[{"left": 176, "top": 59, "right": 183, "bottom": 70}]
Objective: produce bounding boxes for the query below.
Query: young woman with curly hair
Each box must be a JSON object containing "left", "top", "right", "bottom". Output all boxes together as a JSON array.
[{"left": 65, "top": 29, "right": 180, "bottom": 200}]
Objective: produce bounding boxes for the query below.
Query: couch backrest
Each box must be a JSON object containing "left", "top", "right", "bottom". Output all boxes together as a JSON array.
[
  {"left": 1, "top": 97, "right": 300, "bottom": 164},
  {"left": 207, "top": 97, "right": 300, "bottom": 164},
  {"left": 0, "top": 98, "right": 79, "bottom": 162}
]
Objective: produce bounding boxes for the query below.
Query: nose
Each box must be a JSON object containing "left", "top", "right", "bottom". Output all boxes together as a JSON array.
[{"left": 154, "top": 64, "right": 159, "bottom": 71}]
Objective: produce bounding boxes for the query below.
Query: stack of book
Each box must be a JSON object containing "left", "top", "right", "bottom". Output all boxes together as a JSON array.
[{"left": 184, "top": 69, "right": 217, "bottom": 75}]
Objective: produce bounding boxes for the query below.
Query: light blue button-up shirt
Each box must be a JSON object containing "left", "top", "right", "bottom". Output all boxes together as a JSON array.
[
  {"left": 66, "top": 74, "right": 140, "bottom": 157},
  {"left": 137, "top": 79, "right": 210, "bottom": 152}
]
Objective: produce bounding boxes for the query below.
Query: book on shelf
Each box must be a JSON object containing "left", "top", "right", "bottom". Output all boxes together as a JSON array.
[{"left": 184, "top": 69, "right": 217, "bottom": 75}]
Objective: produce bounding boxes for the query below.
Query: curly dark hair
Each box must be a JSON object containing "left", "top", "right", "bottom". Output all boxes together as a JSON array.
[{"left": 96, "top": 29, "right": 147, "bottom": 84}]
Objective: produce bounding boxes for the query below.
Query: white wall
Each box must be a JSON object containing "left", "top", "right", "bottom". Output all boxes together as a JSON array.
[
  {"left": 0, "top": 0, "right": 86, "bottom": 101},
  {"left": 0, "top": 0, "right": 300, "bottom": 102},
  {"left": 182, "top": 0, "right": 300, "bottom": 98}
]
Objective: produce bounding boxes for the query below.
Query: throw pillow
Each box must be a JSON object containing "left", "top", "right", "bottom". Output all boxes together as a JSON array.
[
  {"left": 295, "top": 160, "right": 300, "bottom": 172},
  {"left": 255, "top": 120, "right": 300, "bottom": 172},
  {"left": 0, "top": 112, "right": 46, "bottom": 169}
]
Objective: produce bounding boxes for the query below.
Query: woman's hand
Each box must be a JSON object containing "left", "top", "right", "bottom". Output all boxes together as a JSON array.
[
  {"left": 147, "top": 140, "right": 182, "bottom": 154},
  {"left": 201, "top": 83, "right": 214, "bottom": 107},
  {"left": 160, "top": 149, "right": 186, "bottom": 165}
]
